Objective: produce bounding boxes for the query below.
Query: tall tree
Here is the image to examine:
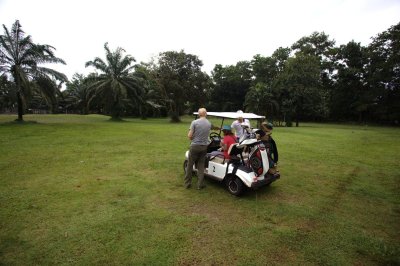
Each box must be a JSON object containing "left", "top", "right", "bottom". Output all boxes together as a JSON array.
[
  {"left": 332, "top": 41, "right": 369, "bottom": 121},
  {"left": 132, "top": 64, "right": 164, "bottom": 118},
  {"left": 248, "top": 47, "right": 290, "bottom": 121},
  {"left": 0, "top": 20, "right": 67, "bottom": 121},
  {"left": 275, "top": 53, "right": 322, "bottom": 126},
  {"left": 272, "top": 47, "right": 291, "bottom": 73},
  {"left": 30, "top": 77, "right": 63, "bottom": 114},
  {"left": 64, "top": 73, "right": 91, "bottom": 114},
  {"left": 210, "top": 61, "right": 252, "bottom": 112},
  {"left": 366, "top": 22, "right": 400, "bottom": 123},
  {"left": 291, "top": 31, "right": 335, "bottom": 59},
  {"left": 292, "top": 32, "right": 336, "bottom": 118},
  {"left": 245, "top": 82, "right": 279, "bottom": 121},
  {"left": 85, "top": 43, "right": 143, "bottom": 120},
  {"left": 154, "top": 50, "right": 208, "bottom": 122},
  {"left": 251, "top": 54, "right": 278, "bottom": 85}
]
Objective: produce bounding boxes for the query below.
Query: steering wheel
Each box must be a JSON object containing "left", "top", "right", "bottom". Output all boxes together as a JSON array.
[{"left": 209, "top": 132, "right": 221, "bottom": 142}]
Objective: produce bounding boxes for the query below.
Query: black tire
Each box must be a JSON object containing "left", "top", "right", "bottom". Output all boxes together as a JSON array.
[
  {"left": 183, "top": 160, "right": 188, "bottom": 175},
  {"left": 184, "top": 160, "right": 195, "bottom": 176},
  {"left": 226, "top": 176, "right": 245, "bottom": 196}
]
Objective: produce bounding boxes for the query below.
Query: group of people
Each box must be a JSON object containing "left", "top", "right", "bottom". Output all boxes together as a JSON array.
[{"left": 184, "top": 108, "right": 278, "bottom": 190}]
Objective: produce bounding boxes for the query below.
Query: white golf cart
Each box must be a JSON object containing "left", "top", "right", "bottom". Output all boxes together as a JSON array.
[{"left": 184, "top": 112, "right": 280, "bottom": 196}]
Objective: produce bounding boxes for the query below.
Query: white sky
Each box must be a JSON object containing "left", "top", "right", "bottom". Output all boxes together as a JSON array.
[{"left": 1, "top": 0, "right": 399, "bottom": 80}]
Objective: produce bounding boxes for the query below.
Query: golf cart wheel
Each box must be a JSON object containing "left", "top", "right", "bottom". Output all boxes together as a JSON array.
[
  {"left": 226, "top": 176, "right": 245, "bottom": 196},
  {"left": 183, "top": 160, "right": 195, "bottom": 175},
  {"left": 183, "top": 160, "right": 188, "bottom": 175}
]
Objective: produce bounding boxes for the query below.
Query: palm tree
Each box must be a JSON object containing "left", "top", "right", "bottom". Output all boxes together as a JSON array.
[
  {"left": 0, "top": 20, "right": 67, "bottom": 121},
  {"left": 85, "top": 43, "right": 143, "bottom": 120},
  {"left": 64, "top": 73, "right": 91, "bottom": 114},
  {"left": 29, "top": 77, "right": 63, "bottom": 113}
]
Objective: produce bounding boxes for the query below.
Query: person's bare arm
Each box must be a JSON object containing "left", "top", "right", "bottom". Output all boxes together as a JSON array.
[
  {"left": 260, "top": 123, "right": 267, "bottom": 131},
  {"left": 188, "top": 129, "right": 193, "bottom": 140}
]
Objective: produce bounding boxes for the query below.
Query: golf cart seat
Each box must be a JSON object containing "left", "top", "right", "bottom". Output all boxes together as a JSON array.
[
  {"left": 227, "top": 143, "right": 245, "bottom": 164},
  {"left": 207, "top": 153, "right": 225, "bottom": 164},
  {"left": 207, "top": 136, "right": 221, "bottom": 153},
  {"left": 207, "top": 143, "right": 244, "bottom": 165}
]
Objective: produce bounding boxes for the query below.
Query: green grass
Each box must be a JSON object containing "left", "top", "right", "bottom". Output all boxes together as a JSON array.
[{"left": 0, "top": 114, "right": 399, "bottom": 265}]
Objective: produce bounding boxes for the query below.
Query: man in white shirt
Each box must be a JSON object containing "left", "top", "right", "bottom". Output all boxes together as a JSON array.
[{"left": 231, "top": 110, "right": 251, "bottom": 142}]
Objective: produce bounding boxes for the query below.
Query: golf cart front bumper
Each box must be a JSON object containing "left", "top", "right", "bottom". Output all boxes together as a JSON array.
[{"left": 251, "top": 172, "right": 280, "bottom": 189}]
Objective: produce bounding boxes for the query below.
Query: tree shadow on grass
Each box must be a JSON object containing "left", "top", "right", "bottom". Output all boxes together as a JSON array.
[
  {"left": 107, "top": 117, "right": 128, "bottom": 122},
  {"left": 0, "top": 120, "right": 39, "bottom": 126}
]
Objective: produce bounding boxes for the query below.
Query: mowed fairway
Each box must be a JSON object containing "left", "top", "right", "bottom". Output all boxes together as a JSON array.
[{"left": 0, "top": 114, "right": 399, "bottom": 265}]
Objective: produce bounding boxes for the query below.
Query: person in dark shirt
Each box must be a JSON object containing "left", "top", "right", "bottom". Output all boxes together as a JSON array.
[{"left": 259, "top": 122, "right": 279, "bottom": 172}]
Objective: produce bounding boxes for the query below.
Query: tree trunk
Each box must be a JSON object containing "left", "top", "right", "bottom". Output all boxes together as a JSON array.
[
  {"left": 140, "top": 105, "right": 147, "bottom": 120},
  {"left": 16, "top": 91, "right": 24, "bottom": 121},
  {"left": 168, "top": 101, "right": 181, "bottom": 123},
  {"left": 169, "top": 110, "right": 181, "bottom": 123}
]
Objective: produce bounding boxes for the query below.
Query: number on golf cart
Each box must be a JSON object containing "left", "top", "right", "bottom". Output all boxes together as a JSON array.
[{"left": 212, "top": 166, "right": 216, "bottom": 173}]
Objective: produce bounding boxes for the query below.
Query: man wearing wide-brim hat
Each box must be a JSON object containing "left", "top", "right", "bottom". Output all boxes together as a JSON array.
[{"left": 260, "top": 122, "right": 279, "bottom": 172}]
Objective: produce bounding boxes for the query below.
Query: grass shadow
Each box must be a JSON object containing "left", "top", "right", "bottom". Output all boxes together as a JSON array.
[
  {"left": 0, "top": 120, "right": 39, "bottom": 126},
  {"left": 107, "top": 117, "right": 129, "bottom": 122}
]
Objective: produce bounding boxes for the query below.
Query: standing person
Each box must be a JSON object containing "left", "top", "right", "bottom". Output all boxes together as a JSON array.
[
  {"left": 184, "top": 108, "right": 211, "bottom": 190},
  {"left": 260, "top": 122, "right": 279, "bottom": 171},
  {"left": 231, "top": 110, "right": 251, "bottom": 142}
]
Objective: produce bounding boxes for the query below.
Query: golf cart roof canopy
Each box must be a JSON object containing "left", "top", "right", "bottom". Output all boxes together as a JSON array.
[{"left": 193, "top": 111, "right": 265, "bottom": 119}]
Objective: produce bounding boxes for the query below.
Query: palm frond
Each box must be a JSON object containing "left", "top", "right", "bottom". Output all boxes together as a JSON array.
[
  {"left": 35, "top": 67, "right": 68, "bottom": 82},
  {"left": 85, "top": 57, "right": 108, "bottom": 73}
]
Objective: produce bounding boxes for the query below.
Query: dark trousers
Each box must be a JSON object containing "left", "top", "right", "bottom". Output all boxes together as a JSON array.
[{"left": 184, "top": 145, "right": 208, "bottom": 188}]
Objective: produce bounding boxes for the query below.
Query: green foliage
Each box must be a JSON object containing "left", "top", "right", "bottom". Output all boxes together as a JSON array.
[
  {"left": 246, "top": 48, "right": 290, "bottom": 123},
  {"left": 1, "top": 22, "right": 399, "bottom": 124},
  {"left": 275, "top": 53, "right": 322, "bottom": 126},
  {"left": 133, "top": 63, "right": 165, "bottom": 118},
  {"left": 251, "top": 54, "right": 278, "bottom": 85},
  {"left": 245, "top": 82, "right": 279, "bottom": 121},
  {"left": 63, "top": 73, "right": 91, "bottom": 114},
  {"left": 332, "top": 41, "right": 370, "bottom": 121},
  {"left": 0, "top": 115, "right": 399, "bottom": 264},
  {"left": 153, "top": 50, "right": 209, "bottom": 122},
  {"left": 0, "top": 75, "right": 16, "bottom": 110},
  {"left": 366, "top": 22, "right": 400, "bottom": 123},
  {"left": 0, "top": 20, "right": 67, "bottom": 120},
  {"left": 210, "top": 61, "right": 252, "bottom": 112},
  {"left": 85, "top": 43, "right": 143, "bottom": 120},
  {"left": 291, "top": 31, "right": 336, "bottom": 60}
]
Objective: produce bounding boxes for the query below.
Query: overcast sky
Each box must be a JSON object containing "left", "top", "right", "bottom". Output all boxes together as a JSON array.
[{"left": 1, "top": 0, "right": 399, "bottom": 80}]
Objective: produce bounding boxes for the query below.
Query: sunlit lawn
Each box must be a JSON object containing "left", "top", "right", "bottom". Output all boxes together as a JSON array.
[{"left": 0, "top": 114, "right": 399, "bottom": 265}]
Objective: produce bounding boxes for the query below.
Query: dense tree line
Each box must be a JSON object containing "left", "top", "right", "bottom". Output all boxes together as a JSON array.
[{"left": 1, "top": 20, "right": 399, "bottom": 125}]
